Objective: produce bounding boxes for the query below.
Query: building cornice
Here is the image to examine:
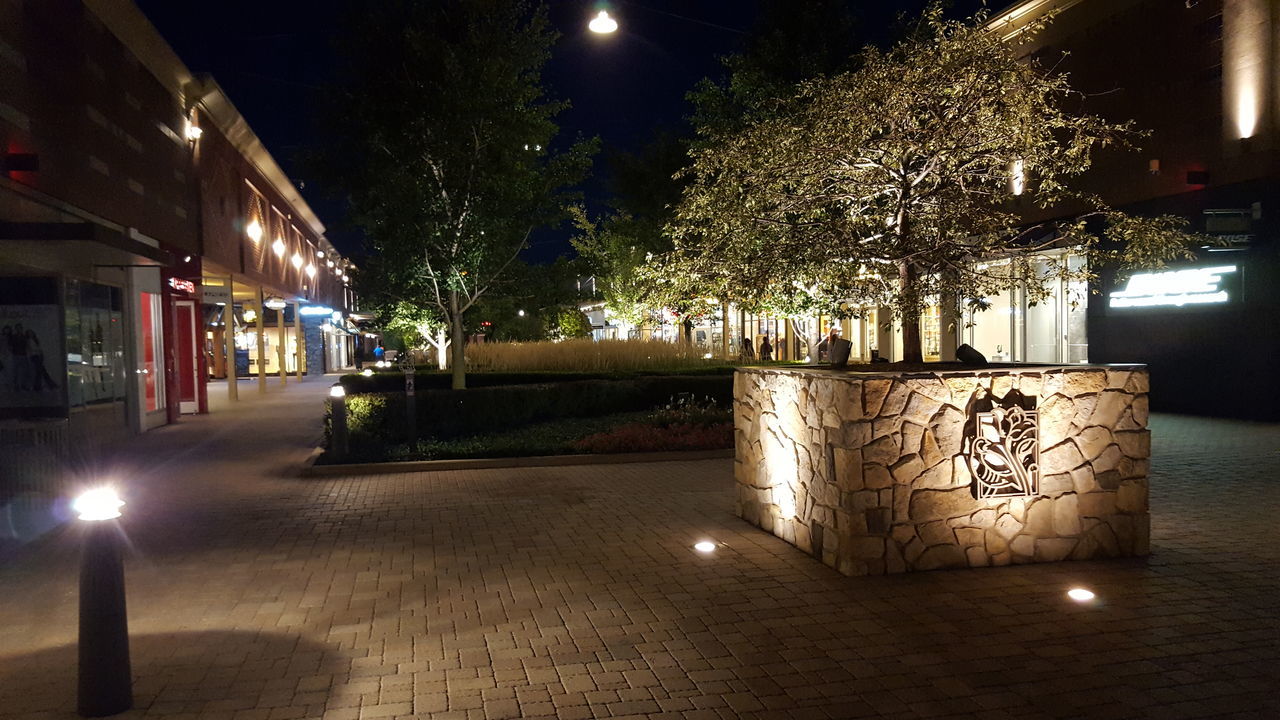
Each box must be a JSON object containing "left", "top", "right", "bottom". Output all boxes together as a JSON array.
[
  {"left": 81, "top": 0, "right": 332, "bottom": 250},
  {"left": 986, "top": 0, "right": 1087, "bottom": 40}
]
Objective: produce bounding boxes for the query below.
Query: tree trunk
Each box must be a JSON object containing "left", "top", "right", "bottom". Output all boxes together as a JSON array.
[
  {"left": 899, "top": 261, "right": 924, "bottom": 364},
  {"left": 434, "top": 328, "right": 450, "bottom": 369},
  {"left": 449, "top": 289, "right": 466, "bottom": 390},
  {"left": 789, "top": 317, "right": 819, "bottom": 364}
]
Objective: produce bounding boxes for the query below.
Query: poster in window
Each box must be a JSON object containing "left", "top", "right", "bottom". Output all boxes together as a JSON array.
[{"left": 0, "top": 304, "right": 64, "bottom": 409}]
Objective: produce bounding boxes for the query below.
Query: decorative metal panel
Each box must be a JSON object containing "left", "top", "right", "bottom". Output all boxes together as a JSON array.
[{"left": 969, "top": 405, "right": 1039, "bottom": 498}]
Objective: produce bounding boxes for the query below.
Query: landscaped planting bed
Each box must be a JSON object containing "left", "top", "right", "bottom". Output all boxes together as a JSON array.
[{"left": 321, "top": 371, "right": 735, "bottom": 464}]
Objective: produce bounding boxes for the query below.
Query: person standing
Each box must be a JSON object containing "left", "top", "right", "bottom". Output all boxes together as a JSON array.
[{"left": 759, "top": 334, "right": 773, "bottom": 362}]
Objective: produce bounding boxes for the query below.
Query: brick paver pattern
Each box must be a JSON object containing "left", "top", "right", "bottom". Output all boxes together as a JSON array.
[{"left": 0, "top": 382, "right": 1276, "bottom": 719}]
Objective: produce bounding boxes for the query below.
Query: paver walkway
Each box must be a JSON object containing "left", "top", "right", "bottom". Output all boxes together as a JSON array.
[{"left": 0, "top": 381, "right": 1277, "bottom": 720}]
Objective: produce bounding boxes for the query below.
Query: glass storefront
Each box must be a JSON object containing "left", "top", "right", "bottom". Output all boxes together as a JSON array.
[{"left": 965, "top": 252, "right": 1088, "bottom": 363}]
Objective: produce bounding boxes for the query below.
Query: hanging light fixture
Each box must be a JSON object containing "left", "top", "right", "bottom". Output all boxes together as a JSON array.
[{"left": 589, "top": 10, "right": 618, "bottom": 33}]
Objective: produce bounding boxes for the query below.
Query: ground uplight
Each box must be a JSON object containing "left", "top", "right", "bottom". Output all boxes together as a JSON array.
[
  {"left": 1067, "top": 587, "right": 1096, "bottom": 602},
  {"left": 694, "top": 541, "right": 717, "bottom": 553}
]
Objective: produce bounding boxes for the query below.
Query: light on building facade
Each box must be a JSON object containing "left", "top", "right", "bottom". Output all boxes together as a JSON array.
[
  {"left": 291, "top": 253, "right": 303, "bottom": 269},
  {"left": 246, "top": 219, "right": 263, "bottom": 242},
  {"left": 305, "top": 264, "right": 316, "bottom": 278},
  {"left": 272, "top": 237, "right": 286, "bottom": 257}
]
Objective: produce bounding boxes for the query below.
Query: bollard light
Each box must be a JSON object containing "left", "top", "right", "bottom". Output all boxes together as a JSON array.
[
  {"left": 75, "top": 488, "right": 132, "bottom": 717},
  {"left": 73, "top": 488, "right": 124, "bottom": 521},
  {"left": 361, "top": 368, "right": 373, "bottom": 377},
  {"left": 329, "top": 384, "right": 349, "bottom": 460}
]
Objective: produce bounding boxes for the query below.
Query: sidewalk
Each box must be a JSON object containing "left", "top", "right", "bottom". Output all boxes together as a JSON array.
[{"left": 0, "top": 395, "right": 1276, "bottom": 719}]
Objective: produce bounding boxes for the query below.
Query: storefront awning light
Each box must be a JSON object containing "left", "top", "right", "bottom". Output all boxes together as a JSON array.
[{"left": 300, "top": 305, "right": 334, "bottom": 316}]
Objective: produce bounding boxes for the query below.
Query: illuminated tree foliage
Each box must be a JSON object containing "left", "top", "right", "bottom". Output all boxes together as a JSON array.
[
  {"left": 313, "top": 0, "right": 594, "bottom": 388},
  {"left": 656, "top": 5, "right": 1201, "bottom": 362}
]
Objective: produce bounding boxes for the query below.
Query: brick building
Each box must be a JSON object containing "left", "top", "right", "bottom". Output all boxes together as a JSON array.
[{"left": 0, "top": 0, "right": 357, "bottom": 483}]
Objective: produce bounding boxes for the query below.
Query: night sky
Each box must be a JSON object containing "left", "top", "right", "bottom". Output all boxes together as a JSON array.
[{"left": 134, "top": 1, "right": 987, "bottom": 262}]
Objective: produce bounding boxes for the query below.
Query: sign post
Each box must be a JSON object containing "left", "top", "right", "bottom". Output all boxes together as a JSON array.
[{"left": 401, "top": 352, "right": 417, "bottom": 443}]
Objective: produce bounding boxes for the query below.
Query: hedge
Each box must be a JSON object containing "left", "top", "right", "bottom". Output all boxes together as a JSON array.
[
  {"left": 327, "top": 374, "right": 734, "bottom": 460},
  {"left": 337, "top": 366, "right": 734, "bottom": 394}
]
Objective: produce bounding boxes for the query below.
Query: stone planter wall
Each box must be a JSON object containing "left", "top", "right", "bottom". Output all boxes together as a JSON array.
[{"left": 734, "top": 365, "right": 1150, "bottom": 576}]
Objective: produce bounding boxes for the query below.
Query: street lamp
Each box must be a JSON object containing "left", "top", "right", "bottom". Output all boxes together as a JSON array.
[
  {"left": 589, "top": 10, "right": 618, "bottom": 33},
  {"left": 74, "top": 487, "right": 132, "bottom": 717}
]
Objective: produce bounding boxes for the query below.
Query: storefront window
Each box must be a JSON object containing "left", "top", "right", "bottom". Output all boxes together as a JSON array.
[
  {"left": 1025, "top": 260, "right": 1060, "bottom": 363},
  {"left": 66, "top": 281, "right": 125, "bottom": 409},
  {"left": 139, "top": 291, "right": 164, "bottom": 412},
  {"left": 969, "top": 289, "right": 1014, "bottom": 362}
]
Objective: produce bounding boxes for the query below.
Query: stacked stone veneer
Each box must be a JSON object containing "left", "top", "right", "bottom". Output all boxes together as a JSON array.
[{"left": 734, "top": 366, "right": 1150, "bottom": 575}]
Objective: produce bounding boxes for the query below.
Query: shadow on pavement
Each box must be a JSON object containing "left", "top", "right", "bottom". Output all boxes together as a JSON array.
[{"left": 0, "top": 630, "right": 349, "bottom": 717}]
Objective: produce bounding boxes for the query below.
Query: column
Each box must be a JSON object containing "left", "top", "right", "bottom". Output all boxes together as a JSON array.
[
  {"left": 293, "top": 301, "right": 304, "bottom": 380},
  {"left": 876, "top": 306, "right": 894, "bottom": 362},
  {"left": 255, "top": 287, "right": 267, "bottom": 393},
  {"left": 939, "top": 292, "right": 960, "bottom": 362},
  {"left": 277, "top": 301, "right": 288, "bottom": 385},
  {"left": 225, "top": 276, "right": 237, "bottom": 402},
  {"left": 720, "top": 302, "right": 730, "bottom": 359}
]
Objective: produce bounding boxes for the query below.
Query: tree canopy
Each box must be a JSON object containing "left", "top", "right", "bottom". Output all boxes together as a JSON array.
[
  {"left": 311, "top": 0, "right": 594, "bottom": 386},
  {"left": 655, "top": 5, "right": 1201, "bottom": 361}
]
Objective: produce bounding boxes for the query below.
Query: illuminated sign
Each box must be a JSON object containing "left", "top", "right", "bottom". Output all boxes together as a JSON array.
[
  {"left": 1108, "top": 265, "right": 1237, "bottom": 308},
  {"left": 299, "top": 305, "right": 335, "bottom": 316},
  {"left": 168, "top": 277, "right": 196, "bottom": 294}
]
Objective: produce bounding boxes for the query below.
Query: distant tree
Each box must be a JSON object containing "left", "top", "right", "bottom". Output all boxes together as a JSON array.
[
  {"left": 571, "top": 131, "right": 690, "bottom": 326},
  {"left": 658, "top": 5, "right": 1203, "bottom": 363},
  {"left": 312, "top": 0, "right": 594, "bottom": 388},
  {"left": 687, "top": 0, "right": 862, "bottom": 145}
]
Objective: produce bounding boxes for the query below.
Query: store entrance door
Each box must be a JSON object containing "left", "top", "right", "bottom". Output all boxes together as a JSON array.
[{"left": 175, "top": 300, "right": 199, "bottom": 414}]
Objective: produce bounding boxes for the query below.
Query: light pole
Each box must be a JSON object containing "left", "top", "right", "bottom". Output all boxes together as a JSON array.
[{"left": 74, "top": 488, "right": 131, "bottom": 717}]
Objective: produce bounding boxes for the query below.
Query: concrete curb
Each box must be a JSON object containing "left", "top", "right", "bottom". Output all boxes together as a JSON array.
[{"left": 300, "top": 448, "right": 734, "bottom": 477}]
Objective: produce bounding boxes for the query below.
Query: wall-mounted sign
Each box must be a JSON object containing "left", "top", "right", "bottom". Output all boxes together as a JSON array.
[
  {"left": 202, "top": 284, "right": 231, "bottom": 305},
  {"left": 299, "top": 305, "right": 335, "bottom": 316},
  {"left": 168, "top": 277, "right": 196, "bottom": 295},
  {"left": 968, "top": 404, "right": 1040, "bottom": 499},
  {"left": 1108, "top": 265, "right": 1237, "bottom": 308}
]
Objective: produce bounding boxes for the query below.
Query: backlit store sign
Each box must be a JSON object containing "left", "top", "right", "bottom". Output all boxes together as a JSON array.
[
  {"left": 168, "top": 277, "right": 196, "bottom": 294},
  {"left": 1108, "top": 265, "right": 1237, "bottom": 308}
]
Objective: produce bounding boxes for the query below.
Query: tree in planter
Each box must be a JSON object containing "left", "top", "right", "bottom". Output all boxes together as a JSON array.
[
  {"left": 658, "top": 5, "right": 1202, "bottom": 363},
  {"left": 312, "top": 0, "right": 594, "bottom": 388}
]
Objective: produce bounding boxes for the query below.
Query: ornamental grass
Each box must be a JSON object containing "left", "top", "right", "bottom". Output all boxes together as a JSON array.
[{"left": 465, "top": 338, "right": 723, "bottom": 372}]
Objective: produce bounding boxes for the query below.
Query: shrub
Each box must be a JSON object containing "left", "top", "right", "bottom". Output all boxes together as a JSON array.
[
  {"left": 570, "top": 422, "right": 734, "bottom": 454},
  {"left": 338, "top": 366, "right": 734, "bottom": 394}
]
